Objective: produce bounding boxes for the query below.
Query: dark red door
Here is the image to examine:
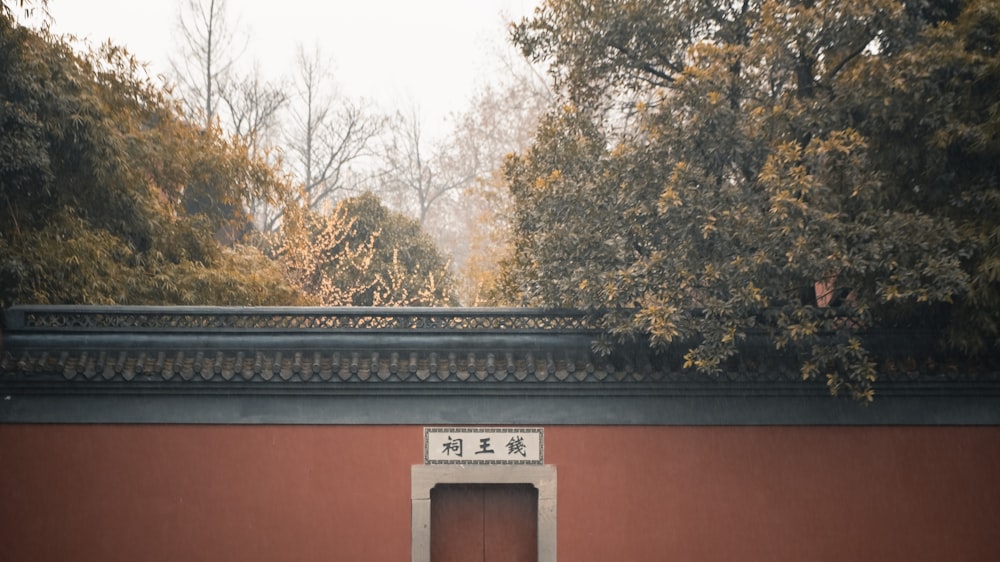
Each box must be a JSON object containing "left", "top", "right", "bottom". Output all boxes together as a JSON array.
[{"left": 431, "top": 484, "right": 538, "bottom": 562}]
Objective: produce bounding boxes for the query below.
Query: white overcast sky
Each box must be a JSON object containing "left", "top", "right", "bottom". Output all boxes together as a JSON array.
[{"left": 31, "top": 0, "right": 540, "bottom": 139}]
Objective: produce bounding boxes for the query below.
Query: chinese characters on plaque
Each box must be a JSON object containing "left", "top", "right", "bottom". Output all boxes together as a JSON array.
[{"left": 424, "top": 428, "right": 543, "bottom": 464}]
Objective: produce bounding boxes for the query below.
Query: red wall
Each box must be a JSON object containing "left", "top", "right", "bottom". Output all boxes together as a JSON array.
[
  {"left": 0, "top": 426, "right": 421, "bottom": 562},
  {"left": 2, "top": 425, "right": 999, "bottom": 561},
  {"left": 549, "top": 426, "right": 1000, "bottom": 562}
]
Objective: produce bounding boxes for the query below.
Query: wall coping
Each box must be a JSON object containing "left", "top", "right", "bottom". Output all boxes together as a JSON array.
[{"left": 2, "top": 305, "right": 998, "bottom": 425}]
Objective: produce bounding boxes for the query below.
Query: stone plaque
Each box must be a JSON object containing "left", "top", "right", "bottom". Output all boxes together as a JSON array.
[{"left": 424, "top": 427, "right": 543, "bottom": 464}]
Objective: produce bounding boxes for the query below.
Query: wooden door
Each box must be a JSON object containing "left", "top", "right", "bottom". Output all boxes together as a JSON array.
[{"left": 430, "top": 484, "right": 538, "bottom": 562}]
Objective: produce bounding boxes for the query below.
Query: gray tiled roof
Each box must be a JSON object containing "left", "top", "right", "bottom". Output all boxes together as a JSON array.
[{"left": 2, "top": 305, "right": 999, "bottom": 425}]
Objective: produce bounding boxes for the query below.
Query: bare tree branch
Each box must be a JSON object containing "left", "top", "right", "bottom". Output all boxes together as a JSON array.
[
  {"left": 264, "top": 45, "right": 381, "bottom": 230},
  {"left": 220, "top": 63, "right": 287, "bottom": 158},
  {"left": 379, "top": 108, "right": 477, "bottom": 226},
  {"left": 169, "top": 0, "right": 244, "bottom": 128}
]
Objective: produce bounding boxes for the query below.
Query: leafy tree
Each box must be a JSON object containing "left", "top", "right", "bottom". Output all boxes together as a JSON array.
[
  {"left": 0, "top": 0, "right": 45, "bottom": 20},
  {"left": 273, "top": 192, "right": 457, "bottom": 306},
  {"left": 502, "top": 0, "right": 999, "bottom": 399},
  {"left": 0, "top": 12, "right": 303, "bottom": 306}
]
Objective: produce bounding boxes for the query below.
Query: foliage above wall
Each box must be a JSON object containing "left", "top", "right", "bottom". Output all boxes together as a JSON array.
[
  {"left": 0, "top": 12, "right": 300, "bottom": 306},
  {"left": 0, "top": 13, "right": 456, "bottom": 308},
  {"left": 500, "top": 0, "right": 1000, "bottom": 399}
]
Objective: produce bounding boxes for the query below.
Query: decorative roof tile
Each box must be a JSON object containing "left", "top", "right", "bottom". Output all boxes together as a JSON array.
[{"left": 2, "top": 305, "right": 999, "bottom": 425}]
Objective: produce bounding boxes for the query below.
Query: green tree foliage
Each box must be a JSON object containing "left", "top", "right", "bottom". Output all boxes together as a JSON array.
[
  {"left": 503, "top": 0, "right": 1000, "bottom": 399},
  {"left": 0, "top": 0, "right": 44, "bottom": 20},
  {"left": 274, "top": 192, "right": 457, "bottom": 306},
  {"left": 0, "top": 13, "right": 303, "bottom": 306}
]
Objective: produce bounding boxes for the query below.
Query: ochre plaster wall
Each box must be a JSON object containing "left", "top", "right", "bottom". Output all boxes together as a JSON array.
[
  {"left": 0, "top": 425, "right": 422, "bottom": 562},
  {"left": 547, "top": 426, "right": 1000, "bottom": 562},
  {"left": 1, "top": 425, "right": 999, "bottom": 561}
]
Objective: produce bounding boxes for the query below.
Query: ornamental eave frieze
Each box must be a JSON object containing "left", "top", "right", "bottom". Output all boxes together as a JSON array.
[{"left": 2, "top": 305, "right": 999, "bottom": 392}]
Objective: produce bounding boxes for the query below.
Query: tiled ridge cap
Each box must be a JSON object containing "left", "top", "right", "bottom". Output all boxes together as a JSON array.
[
  {"left": 2, "top": 305, "right": 600, "bottom": 333},
  {"left": 2, "top": 305, "right": 999, "bottom": 386}
]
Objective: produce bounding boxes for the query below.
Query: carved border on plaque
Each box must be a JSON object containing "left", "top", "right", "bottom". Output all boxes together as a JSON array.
[{"left": 424, "top": 427, "right": 544, "bottom": 465}]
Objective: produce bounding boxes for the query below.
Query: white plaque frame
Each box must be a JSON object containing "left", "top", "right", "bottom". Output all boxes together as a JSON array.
[{"left": 424, "top": 427, "right": 544, "bottom": 464}]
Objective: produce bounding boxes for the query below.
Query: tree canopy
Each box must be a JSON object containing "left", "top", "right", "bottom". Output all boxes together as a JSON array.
[
  {"left": 501, "top": 0, "right": 1000, "bottom": 399},
  {"left": 273, "top": 192, "right": 457, "bottom": 306},
  {"left": 0, "top": 12, "right": 453, "bottom": 309},
  {"left": 0, "top": 12, "right": 308, "bottom": 306}
]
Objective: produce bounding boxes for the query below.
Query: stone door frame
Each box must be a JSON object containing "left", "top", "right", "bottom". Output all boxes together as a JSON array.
[{"left": 411, "top": 464, "right": 557, "bottom": 562}]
